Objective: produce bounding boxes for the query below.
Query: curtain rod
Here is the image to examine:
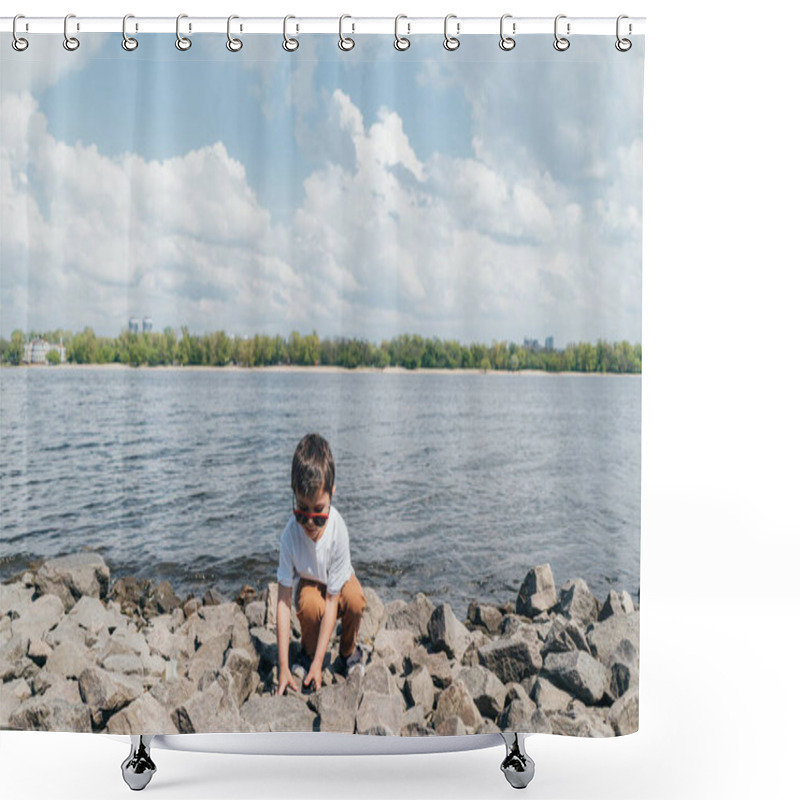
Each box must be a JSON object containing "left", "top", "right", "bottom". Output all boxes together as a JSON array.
[{"left": 1, "top": 16, "right": 646, "bottom": 37}]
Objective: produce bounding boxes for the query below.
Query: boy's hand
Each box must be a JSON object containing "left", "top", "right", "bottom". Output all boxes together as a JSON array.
[
  {"left": 303, "top": 660, "right": 323, "bottom": 692},
  {"left": 277, "top": 668, "right": 299, "bottom": 696}
]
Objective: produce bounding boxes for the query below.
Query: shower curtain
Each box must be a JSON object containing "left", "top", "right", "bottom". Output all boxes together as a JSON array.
[{"left": 0, "top": 22, "right": 643, "bottom": 739}]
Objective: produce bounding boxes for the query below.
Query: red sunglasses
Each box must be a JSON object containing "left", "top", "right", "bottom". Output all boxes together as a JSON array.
[{"left": 293, "top": 500, "right": 330, "bottom": 528}]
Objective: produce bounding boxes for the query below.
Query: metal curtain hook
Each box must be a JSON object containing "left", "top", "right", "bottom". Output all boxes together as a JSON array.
[
  {"left": 227, "top": 15, "right": 243, "bottom": 51},
  {"left": 63, "top": 13, "right": 80, "bottom": 51},
  {"left": 338, "top": 14, "right": 355, "bottom": 50},
  {"left": 122, "top": 14, "right": 138, "bottom": 51},
  {"left": 12, "top": 14, "right": 29, "bottom": 51},
  {"left": 553, "top": 14, "right": 570, "bottom": 51},
  {"left": 283, "top": 15, "right": 299, "bottom": 51},
  {"left": 394, "top": 14, "right": 410, "bottom": 50},
  {"left": 444, "top": 14, "right": 460, "bottom": 51},
  {"left": 615, "top": 14, "right": 632, "bottom": 51},
  {"left": 176, "top": 14, "right": 192, "bottom": 50},
  {"left": 500, "top": 14, "right": 515, "bottom": 50}
]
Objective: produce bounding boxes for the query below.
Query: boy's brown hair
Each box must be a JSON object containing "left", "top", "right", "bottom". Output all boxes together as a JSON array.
[{"left": 291, "top": 433, "right": 335, "bottom": 498}]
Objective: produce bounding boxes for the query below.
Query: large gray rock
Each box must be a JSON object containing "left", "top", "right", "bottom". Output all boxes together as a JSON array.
[
  {"left": 467, "top": 602, "right": 504, "bottom": 635},
  {"left": 549, "top": 706, "right": 615, "bottom": 737},
  {"left": 457, "top": 665, "right": 506, "bottom": 721},
  {"left": 245, "top": 601, "right": 267, "bottom": 629},
  {"left": 407, "top": 645, "right": 453, "bottom": 689},
  {"left": 461, "top": 629, "right": 491, "bottom": 667},
  {"left": 249, "top": 626, "right": 278, "bottom": 669},
  {"left": 240, "top": 692, "right": 317, "bottom": 732},
  {"left": 223, "top": 647, "right": 259, "bottom": 707},
  {"left": 498, "top": 693, "right": 537, "bottom": 730},
  {"left": 187, "top": 632, "right": 231, "bottom": 683},
  {"left": 385, "top": 593, "right": 435, "bottom": 642},
  {"left": 68, "top": 596, "right": 117, "bottom": 635},
  {"left": 586, "top": 611, "right": 640, "bottom": 669},
  {"left": 356, "top": 691, "right": 405, "bottom": 735},
  {"left": 362, "top": 662, "right": 399, "bottom": 696},
  {"left": 403, "top": 665, "right": 435, "bottom": 717},
  {"left": 428, "top": 603, "right": 472, "bottom": 661},
  {"left": 317, "top": 670, "right": 363, "bottom": 733},
  {"left": 609, "top": 638, "right": 639, "bottom": 699},
  {"left": 543, "top": 651, "right": 610, "bottom": 705},
  {"left": 608, "top": 689, "right": 639, "bottom": 735},
  {"left": 516, "top": 564, "right": 557, "bottom": 618},
  {"left": 172, "top": 671, "right": 243, "bottom": 733},
  {"left": 47, "top": 638, "right": 94, "bottom": 679},
  {"left": 434, "top": 715, "right": 467, "bottom": 736},
  {"left": 7, "top": 695, "right": 92, "bottom": 732},
  {"left": 44, "top": 615, "right": 84, "bottom": 649},
  {"left": 153, "top": 581, "right": 181, "bottom": 615},
  {"left": 78, "top": 666, "right": 144, "bottom": 728},
  {"left": 541, "top": 615, "right": 591, "bottom": 656},
  {"left": 359, "top": 587, "right": 385, "bottom": 644},
  {"left": 0, "top": 582, "right": 34, "bottom": 618},
  {"left": 34, "top": 554, "right": 109, "bottom": 611},
  {"left": 10, "top": 594, "right": 64, "bottom": 642},
  {"left": 598, "top": 589, "right": 636, "bottom": 621},
  {"left": 431, "top": 679, "right": 482, "bottom": 731},
  {"left": 478, "top": 636, "right": 542, "bottom": 684},
  {"left": 556, "top": 578, "right": 599, "bottom": 629},
  {"left": 532, "top": 676, "right": 573, "bottom": 713},
  {"left": 106, "top": 692, "right": 179, "bottom": 734},
  {"left": 372, "top": 627, "right": 415, "bottom": 673},
  {"left": 148, "top": 675, "right": 196, "bottom": 712}
]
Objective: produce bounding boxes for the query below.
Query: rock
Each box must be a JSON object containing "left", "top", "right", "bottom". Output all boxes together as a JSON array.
[
  {"left": 434, "top": 715, "right": 467, "bottom": 736},
  {"left": 457, "top": 665, "right": 506, "bottom": 721},
  {"left": 428, "top": 604, "right": 472, "bottom": 661},
  {"left": 541, "top": 616, "right": 591, "bottom": 656},
  {"left": 532, "top": 676, "right": 573, "bottom": 713},
  {"left": 79, "top": 666, "right": 143, "bottom": 728},
  {"left": 245, "top": 601, "right": 267, "bottom": 629},
  {"left": 586, "top": 611, "right": 639, "bottom": 669},
  {"left": 148, "top": 676, "right": 196, "bottom": 712},
  {"left": 372, "top": 628, "right": 415, "bottom": 673},
  {"left": 516, "top": 564, "right": 557, "bottom": 618},
  {"left": 499, "top": 694, "right": 538, "bottom": 729},
  {"left": 363, "top": 662, "right": 400, "bottom": 696},
  {"left": 249, "top": 626, "right": 278, "bottom": 668},
  {"left": 609, "top": 638, "right": 639, "bottom": 699},
  {"left": 385, "top": 593, "right": 435, "bottom": 642},
  {"left": 198, "top": 603, "right": 255, "bottom": 655},
  {"left": 101, "top": 653, "right": 145, "bottom": 677},
  {"left": 223, "top": 647, "right": 259, "bottom": 707},
  {"left": 403, "top": 665, "right": 435, "bottom": 717},
  {"left": 467, "top": 601, "right": 504, "bottom": 635},
  {"left": 266, "top": 583, "right": 279, "bottom": 629},
  {"left": 478, "top": 637, "right": 542, "bottom": 684},
  {"left": 27, "top": 638, "right": 53, "bottom": 667},
  {"left": 460, "top": 629, "right": 491, "bottom": 667},
  {"left": 106, "top": 691, "right": 179, "bottom": 734},
  {"left": 187, "top": 632, "right": 230, "bottom": 683},
  {"left": 68, "top": 595, "right": 116, "bottom": 635},
  {"left": 401, "top": 704, "right": 431, "bottom": 734},
  {"left": 318, "top": 670, "right": 363, "bottom": 732},
  {"left": 10, "top": 594, "right": 64, "bottom": 642},
  {"left": 356, "top": 691, "right": 405, "bottom": 735},
  {"left": 475, "top": 718, "right": 502, "bottom": 734},
  {"left": 359, "top": 587, "right": 385, "bottom": 643},
  {"left": 44, "top": 615, "right": 85, "bottom": 649},
  {"left": 203, "top": 588, "right": 226, "bottom": 607},
  {"left": 550, "top": 707, "right": 615, "bottom": 737},
  {"left": 543, "top": 651, "right": 610, "bottom": 705},
  {"left": 105, "top": 626, "right": 150, "bottom": 660},
  {"left": 8, "top": 695, "right": 92, "bottom": 732},
  {"left": 598, "top": 590, "right": 636, "bottom": 621},
  {"left": 172, "top": 671, "right": 242, "bottom": 733},
  {"left": 184, "top": 597, "right": 202, "bottom": 617},
  {"left": 608, "top": 689, "right": 639, "bottom": 735},
  {"left": 145, "top": 615, "right": 180, "bottom": 660},
  {"left": 47, "top": 639, "right": 93, "bottom": 679},
  {"left": 431, "top": 679, "right": 482, "bottom": 730},
  {"left": 407, "top": 646, "right": 453, "bottom": 689},
  {"left": 557, "top": 578, "right": 599, "bottom": 629},
  {"left": 110, "top": 576, "right": 150, "bottom": 618},
  {"left": 241, "top": 692, "right": 317, "bottom": 732},
  {"left": 34, "top": 554, "right": 109, "bottom": 612},
  {"left": 153, "top": 581, "right": 181, "bottom": 615},
  {"left": 0, "top": 582, "right": 34, "bottom": 618},
  {"left": 235, "top": 585, "right": 261, "bottom": 608}
]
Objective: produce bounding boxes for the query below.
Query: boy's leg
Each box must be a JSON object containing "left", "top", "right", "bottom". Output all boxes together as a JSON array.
[
  {"left": 296, "top": 578, "right": 326, "bottom": 659},
  {"left": 336, "top": 573, "right": 367, "bottom": 659}
]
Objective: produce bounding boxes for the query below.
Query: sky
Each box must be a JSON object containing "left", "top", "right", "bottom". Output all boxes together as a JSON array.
[{"left": 0, "top": 33, "right": 644, "bottom": 346}]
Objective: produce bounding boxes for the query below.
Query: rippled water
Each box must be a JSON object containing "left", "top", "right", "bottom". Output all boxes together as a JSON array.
[{"left": 0, "top": 367, "right": 640, "bottom": 618}]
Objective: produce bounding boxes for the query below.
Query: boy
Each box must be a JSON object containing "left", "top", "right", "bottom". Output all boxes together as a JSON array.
[{"left": 276, "top": 433, "right": 366, "bottom": 695}]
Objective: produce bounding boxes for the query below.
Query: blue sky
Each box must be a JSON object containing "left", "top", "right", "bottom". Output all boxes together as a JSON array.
[{"left": 1, "top": 33, "right": 644, "bottom": 345}]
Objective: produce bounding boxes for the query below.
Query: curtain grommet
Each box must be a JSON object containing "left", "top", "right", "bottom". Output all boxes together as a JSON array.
[
  {"left": 553, "top": 14, "right": 570, "bottom": 51},
  {"left": 394, "top": 15, "right": 410, "bottom": 51},
  {"left": 63, "top": 13, "right": 80, "bottom": 51},
  {"left": 499, "top": 14, "right": 516, "bottom": 51},
  {"left": 226, "top": 15, "right": 243, "bottom": 52},
  {"left": 122, "top": 14, "right": 138, "bottom": 51},
  {"left": 283, "top": 15, "right": 299, "bottom": 51},
  {"left": 12, "top": 14, "right": 29, "bottom": 51},
  {"left": 443, "top": 14, "right": 460, "bottom": 51}
]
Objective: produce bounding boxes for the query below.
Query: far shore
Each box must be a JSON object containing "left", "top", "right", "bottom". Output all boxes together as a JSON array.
[{"left": 1, "top": 363, "right": 641, "bottom": 377}]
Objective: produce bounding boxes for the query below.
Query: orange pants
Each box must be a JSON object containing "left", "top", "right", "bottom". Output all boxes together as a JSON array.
[{"left": 296, "top": 573, "right": 366, "bottom": 660}]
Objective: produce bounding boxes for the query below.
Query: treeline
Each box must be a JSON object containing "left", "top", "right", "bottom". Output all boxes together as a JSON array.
[{"left": 0, "top": 328, "right": 642, "bottom": 373}]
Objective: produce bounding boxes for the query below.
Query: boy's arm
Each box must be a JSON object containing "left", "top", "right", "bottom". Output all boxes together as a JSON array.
[{"left": 276, "top": 584, "right": 298, "bottom": 694}]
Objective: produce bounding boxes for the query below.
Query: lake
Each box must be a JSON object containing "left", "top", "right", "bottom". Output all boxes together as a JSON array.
[{"left": 0, "top": 367, "right": 640, "bottom": 619}]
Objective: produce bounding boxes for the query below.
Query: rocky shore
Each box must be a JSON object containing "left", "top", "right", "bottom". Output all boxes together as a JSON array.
[{"left": 0, "top": 554, "right": 639, "bottom": 737}]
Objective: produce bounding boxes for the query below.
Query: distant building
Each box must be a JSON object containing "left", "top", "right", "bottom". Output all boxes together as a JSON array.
[
  {"left": 523, "top": 338, "right": 541, "bottom": 352},
  {"left": 545, "top": 336, "right": 554, "bottom": 352},
  {"left": 23, "top": 338, "right": 66, "bottom": 365},
  {"left": 128, "top": 317, "right": 140, "bottom": 333},
  {"left": 142, "top": 317, "right": 153, "bottom": 333}
]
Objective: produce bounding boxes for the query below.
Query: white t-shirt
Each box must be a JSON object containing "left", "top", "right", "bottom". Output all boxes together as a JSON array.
[{"left": 276, "top": 505, "right": 354, "bottom": 596}]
